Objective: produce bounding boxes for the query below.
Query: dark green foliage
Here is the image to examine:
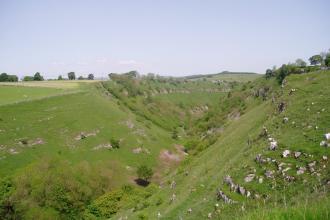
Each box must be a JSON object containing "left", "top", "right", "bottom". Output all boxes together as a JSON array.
[
  {"left": 86, "top": 184, "right": 156, "bottom": 219},
  {"left": 0, "top": 73, "right": 8, "bottom": 82},
  {"left": 23, "top": 76, "right": 34, "bottom": 81},
  {"left": 325, "top": 54, "right": 330, "bottom": 67},
  {"left": 88, "top": 74, "right": 94, "bottom": 80},
  {"left": 0, "top": 73, "right": 18, "bottom": 82},
  {"left": 109, "top": 71, "right": 139, "bottom": 80},
  {"left": 68, "top": 72, "right": 76, "bottom": 80},
  {"left": 33, "top": 72, "right": 44, "bottom": 81},
  {"left": 276, "top": 64, "right": 289, "bottom": 83},
  {"left": 110, "top": 138, "right": 120, "bottom": 149},
  {"left": 265, "top": 69, "right": 273, "bottom": 79},
  {"left": 58, "top": 75, "right": 63, "bottom": 80},
  {"left": 1, "top": 158, "right": 114, "bottom": 219},
  {"left": 309, "top": 54, "right": 323, "bottom": 65},
  {"left": 137, "top": 165, "right": 153, "bottom": 182},
  {"left": 78, "top": 76, "right": 84, "bottom": 80},
  {"left": 0, "top": 178, "right": 16, "bottom": 219},
  {"left": 264, "top": 50, "right": 329, "bottom": 83}
]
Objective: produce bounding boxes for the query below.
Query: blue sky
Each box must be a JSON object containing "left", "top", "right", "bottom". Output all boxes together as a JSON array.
[{"left": 0, "top": 0, "right": 329, "bottom": 78}]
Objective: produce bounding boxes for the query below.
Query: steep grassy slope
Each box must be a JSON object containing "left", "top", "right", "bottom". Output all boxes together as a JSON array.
[
  {"left": 112, "top": 71, "right": 330, "bottom": 219},
  {"left": 0, "top": 82, "right": 175, "bottom": 180}
]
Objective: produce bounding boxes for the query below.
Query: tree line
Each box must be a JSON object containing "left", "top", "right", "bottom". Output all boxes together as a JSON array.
[
  {"left": 265, "top": 49, "right": 330, "bottom": 83},
  {"left": 0, "top": 72, "right": 95, "bottom": 82}
]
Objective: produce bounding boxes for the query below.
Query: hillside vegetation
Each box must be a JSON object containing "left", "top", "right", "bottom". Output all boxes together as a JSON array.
[
  {"left": 112, "top": 70, "right": 330, "bottom": 219},
  {"left": 0, "top": 70, "right": 329, "bottom": 219}
]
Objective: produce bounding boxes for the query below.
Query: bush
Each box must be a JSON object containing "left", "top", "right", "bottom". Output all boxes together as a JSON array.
[
  {"left": 110, "top": 138, "right": 120, "bottom": 149},
  {"left": 136, "top": 165, "right": 153, "bottom": 183}
]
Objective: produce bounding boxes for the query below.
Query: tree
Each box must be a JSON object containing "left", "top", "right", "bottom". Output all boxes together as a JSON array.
[
  {"left": 0, "top": 73, "right": 8, "bottom": 82},
  {"left": 7, "top": 75, "right": 18, "bottom": 82},
  {"left": 125, "top": 70, "right": 139, "bottom": 78},
  {"left": 108, "top": 73, "right": 117, "bottom": 80},
  {"left": 68, "top": 72, "right": 76, "bottom": 80},
  {"left": 325, "top": 54, "right": 330, "bottom": 67},
  {"left": 136, "top": 165, "right": 153, "bottom": 183},
  {"left": 265, "top": 69, "right": 273, "bottom": 79},
  {"left": 276, "top": 64, "right": 289, "bottom": 84},
  {"left": 58, "top": 75, "right": 63, "bottom": 80},
  {"left": 78, "top": 76, "right": 84, "bottom": 80},
  {"left": 295, "top": 58, "right": 307, "bottom": 68},
  {"left": 23, "top": 76, "right": 34, "bottom": 81},
  {"left": 309, "top": 55, "right": 323, "bottom": 66},
  {"left": 88, "top": 74, "right": 94, "bottom": 80},
  {"left": 33, "top": 72, "right": 44, "bottom": 81}
]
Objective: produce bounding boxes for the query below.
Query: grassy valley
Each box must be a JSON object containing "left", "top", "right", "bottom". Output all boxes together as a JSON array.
[{"left": 0, "top": 70, "right": 329, "bottom": 219}]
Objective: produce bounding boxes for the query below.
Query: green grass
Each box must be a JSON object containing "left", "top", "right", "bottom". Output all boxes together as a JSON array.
[
  {"left": 111, "top": 71, "right": 330, "bottom": 219},
  {"left": 0, "top": 84, "right": 174, "bottom": 182},
  {"left": 0, "top": 85, "right": 71, "bottom": 106},
  {"left": 0, "top": 71, "right": 329, "bottom": 219}
]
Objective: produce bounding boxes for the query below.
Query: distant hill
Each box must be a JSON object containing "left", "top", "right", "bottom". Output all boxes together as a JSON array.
[{"left": 184, "top": 71, "right": 259, "bottom": 80}]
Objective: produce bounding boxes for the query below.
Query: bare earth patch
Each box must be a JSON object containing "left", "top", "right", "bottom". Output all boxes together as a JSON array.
[
  {"left": 153, "top": 144, "right": 187, "bottom": 183},
  {"left": 74, "top": 129, "right": 100, "bottom": 140},
  {"left": 132, "top": 147, "right": 150, "bottom": 154},
  {"left": 93, "top": 143, "right": 112, "bottom": 150}
]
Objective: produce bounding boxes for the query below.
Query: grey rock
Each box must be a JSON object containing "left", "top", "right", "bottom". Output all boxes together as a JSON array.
[{"left": 244, "top": 174, "right": 255, "bottom": 183}]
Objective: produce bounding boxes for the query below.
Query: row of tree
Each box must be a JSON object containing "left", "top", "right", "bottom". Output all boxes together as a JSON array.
[
  {"left": 0, "top": 72, "right": 95, "bottom": 82},
  {"left": 60, "top": 72, "right": 94, "bottom": 80},
  {"left": 0, "top": 73, "right": 18, "bottom": 82},
  {"left": 265, "top": 49, "right": 330, "bottom": 83}
]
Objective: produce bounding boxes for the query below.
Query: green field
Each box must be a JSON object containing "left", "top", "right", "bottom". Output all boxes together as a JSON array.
[
  {"left": 0, "top": 72, "right": 329, "bottom": 219},
  {"left": 0, "top": 85, "right": 72, "bottom": 106}
]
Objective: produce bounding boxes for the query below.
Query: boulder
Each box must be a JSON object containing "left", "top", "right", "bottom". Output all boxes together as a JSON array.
[
  {"left": 325, "top": 133, "right": 330, "bottom": 140},
  {"left": 216, "top": 189, "right": 234, "bottom": 204},
  {"left": 294, "top": 151, "right": 301, "bottom": 159},
  {"left": 297, "top": 167, "right": 306, "bottom": 175},
  {"left": 284, "top": 175, "right": 295, "bottom": 182},
  {"left": 283, "top": 117, "right": 289, "bottom": 123},
  {"left": 255, "top": 154, "right": 266, "bottom": 163},
  {"left": 269, "top": 141, "right": 278, "bottom": 151},
  {"left": 237, "top": 186, "right": 246, "bottom": 195},
  {"left": 265, "top": 170, "right": 274, "bottom": 178},
  {"left": 308, "top": 161, "right": 316, "bottom": 172},
  {"left": 223, "top": 175, "right": 234, "bottom": 185},
  {"left": 244, "top": 174, "right": 255, "bottom": 183},
  {"left": 170, "top": 180, "right": 176, "bottom": 189},
  {"left": 320, "top": 141, "right": 328, "bottom": 147},
  {"left": 282, "top": 150, "right": 291, "bottom": 158}
]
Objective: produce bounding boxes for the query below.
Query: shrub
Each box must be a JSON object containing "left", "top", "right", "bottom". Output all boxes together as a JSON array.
[
  {"left": 110, "top": 138, "right": 120, "bottom": 149},
  {"left": 136, "top": 165, "right": 153, "bottom": 183}
]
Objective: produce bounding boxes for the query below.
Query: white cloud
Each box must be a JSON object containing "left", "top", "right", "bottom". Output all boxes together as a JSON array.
[{"left": 118, "top": 59, "right": 139, "bottom": 65}]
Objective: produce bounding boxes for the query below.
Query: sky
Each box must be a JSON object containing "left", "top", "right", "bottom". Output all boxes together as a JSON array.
[{"left": 0, "top": 0, "right": 329, "bottom": 78}]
